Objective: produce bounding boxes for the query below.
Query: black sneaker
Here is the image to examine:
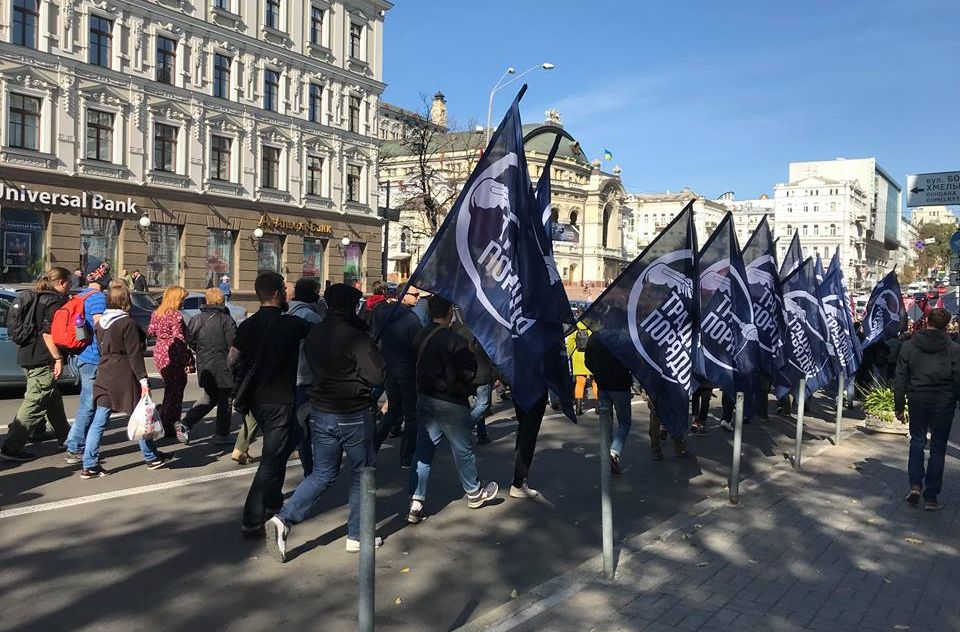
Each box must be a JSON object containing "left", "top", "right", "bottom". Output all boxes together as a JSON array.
[
  {"left": 64, "top": 450, "right": 84, "bottom": 464},
  {"left": 399, "top": 456, "right": 412, "bottom": 469},
  {"left": 241, "top": 524, "right": 265, "bottom": 538},
  {"left": 175, "top": 422, "right": 190, "bottom": 446},
  {"left": 0, "top": 447, "right": 36, "bottom": 462},
  {"left": 407, "top": 504, "right": 425, "bottom": 524},
  {"left": 924, "top": 499, "right": 944, "bottom": 511},
  {"left": 650, "top": 444, "right": 664, "bottom": 461},
  {"left": 146, "top": 455, "right": 167, "bottom": 470},
  {"left": 610, "top": 453, "right": 623, "bottom": 475},
  {"left": 80, "top": 465, "right": 108, "bottom": 479},
  {"left": 906, "top": 490, "right": 921, "bottom": 507}
]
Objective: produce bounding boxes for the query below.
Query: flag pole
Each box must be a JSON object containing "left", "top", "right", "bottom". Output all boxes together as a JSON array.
[
  {"left": 599, "top": 405, "right": 614, "bottom": 579},
  {"left": 795, "top": 378, "right": 807, "bottom": 469},
  {"left": 729, "top": 392, "right": 745, "bottom": 504},
  {"left": 835, "top": 373, "right": 844, "bottom": 445}
]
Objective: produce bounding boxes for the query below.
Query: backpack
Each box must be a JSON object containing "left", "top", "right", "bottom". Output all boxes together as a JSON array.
[
  {"left": 575, "top": 328, "right": 590, "bottom": 352},
  {"left": 7, "top": 290, "right": 39, "bottom": 346},
  {"left": 50, "top": 289, "right": 97, "bottom": 353}
]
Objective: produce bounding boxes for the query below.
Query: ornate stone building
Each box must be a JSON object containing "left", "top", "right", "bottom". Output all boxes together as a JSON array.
[{"left": 0, "top": 0, "right": 390, "bottom": 295}]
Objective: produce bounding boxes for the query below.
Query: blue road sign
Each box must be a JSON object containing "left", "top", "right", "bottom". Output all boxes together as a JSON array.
[{"left": 952, "top": 231, "right": 960, "bottom": 255}]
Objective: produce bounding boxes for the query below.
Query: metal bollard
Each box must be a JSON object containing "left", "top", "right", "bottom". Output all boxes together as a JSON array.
[
  {"left": 795, "top": 378, "right": 807, "bottom": 470},
  {"left": 730, "top": 392, "right": 745, "bottom": 504},
  {"left": 599, "top": 407, "right": 614, "bottom": 580},
  {"left": 835, "top": 373, "right": 844, "bottom": 445},
  {"left": 359, "top": 467, "right": 376, "bottom": 632}
]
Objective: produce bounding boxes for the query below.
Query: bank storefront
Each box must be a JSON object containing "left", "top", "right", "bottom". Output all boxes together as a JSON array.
[{"left": 0, "top": 173, "right": 382, "bottom": 299}]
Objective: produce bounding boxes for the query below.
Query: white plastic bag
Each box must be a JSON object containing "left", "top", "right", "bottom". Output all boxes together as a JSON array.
[{"left": 127, "top": 394, "right": 163, "bottom": 442}]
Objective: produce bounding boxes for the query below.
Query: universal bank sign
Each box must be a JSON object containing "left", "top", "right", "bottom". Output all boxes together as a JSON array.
[{"left": 0, "top": 183, "right": 138, "bottom": 214}]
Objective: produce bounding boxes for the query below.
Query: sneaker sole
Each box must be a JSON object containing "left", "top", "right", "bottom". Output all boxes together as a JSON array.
[
  {"left": 264, "top": 520, "right": 287, "bottom": 563},
  {"left": 468, "top": 483, "right": 499, "bottom": 508},
  {"left": 80, "top": 470, "right": 108, "bottom": 479},
  {"left": 508, "top": 488, "right": 539, "bottom": 499},
  {"left": 146, "top": 460, "right": 166, "bottom": 470}
]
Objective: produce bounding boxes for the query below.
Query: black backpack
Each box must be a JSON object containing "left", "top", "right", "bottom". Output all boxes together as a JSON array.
[
  {"left": 575, "top": 328, "right": 590, "bottom": 352},
  {"left": 8, "top": 290, "right": 39, "bottom": 346}
]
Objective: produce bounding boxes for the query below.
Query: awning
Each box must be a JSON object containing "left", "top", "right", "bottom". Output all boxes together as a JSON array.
[{"left": 388, "top": 253, "right": 411, "bottom": 261}]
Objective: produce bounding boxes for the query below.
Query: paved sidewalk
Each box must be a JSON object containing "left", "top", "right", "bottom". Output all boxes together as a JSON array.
[{"left": 458, "top": 423, "right": 960, "bottom": 632}]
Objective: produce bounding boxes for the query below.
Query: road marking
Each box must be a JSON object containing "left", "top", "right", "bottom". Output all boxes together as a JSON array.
[
  {"left": 0, "top": 460, "right": 301, "bottom": 520},
  {"left": 0, "top": 412, "right": 125, "bottom": 433},
  {"left": 482, "top": 580, "right": 586, "bottom": 632}
]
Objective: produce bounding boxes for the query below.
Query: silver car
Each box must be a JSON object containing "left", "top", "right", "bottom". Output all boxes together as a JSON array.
[
  {"left": 179, "top": 292, "right": 247, "bottom": 325},
  {"left": 0, "top": 289, "right": 80, "bottom": 390}
]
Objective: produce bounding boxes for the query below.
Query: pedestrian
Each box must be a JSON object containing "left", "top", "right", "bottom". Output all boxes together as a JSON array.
[
  {"left": 63, "top": 264, "right": 110, "bottom": 468},
  {"left": 374, "top": 285, "right": 422, "bottom": 466},
  {"left": 120, "top": 268, "right": 133, "bottom": 290},
  {"left": 286, "top": 277, "right": 326, "bottom": 475},
  {"left": 566, "top": 321, "right": 595, "bottom": 415},
  {"left": 647, "top": 395, "right": 689, "bottom": 460},
  {"left": 264, "top": 284, "right": 386, "bottom": 562},
  {"left": 0, "top": 267, "right": 72, "bottom": 462},
  {"left": 149, "top": 286, "right": 194, "bottom": 437},
  {"left": 234, "top": 273, "right": 312, "bottom": 536},
  {"left": 132, "top": 269, "right": 148, "bottom": 292},
  {"left": 218, "top": 275, "right": 232, "bottom": 300},
  {"left": 71, "top": 267, "right": 84, "bottom": 289},
  {"left": 176, "top": 287, "right": 237, "bottom": 446},
  {"left": 894, "top": 308, "right": 960, "bottom": 511},
  {"left": 456, "top": 323, "right": 493, "bottom": 445},
  {"left": 690, "top": 385, "right": 713, "bottom": 434},
  {"left": 585, "top": 333, "right": 634, "bottom": 475},
  {"left": 406, "top": 295, "right": 498, "bottom": 524}
]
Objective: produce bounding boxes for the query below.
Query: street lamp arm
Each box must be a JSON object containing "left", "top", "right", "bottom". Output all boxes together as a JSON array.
[{"left": 486, "top": 63, "right": 553, "bottom": 145}]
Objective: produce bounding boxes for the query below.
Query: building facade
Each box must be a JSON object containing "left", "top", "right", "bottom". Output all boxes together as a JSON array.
[
  {"left": 911, "top": 205, "right": 957, "bottom": 227},
  {"left": 717, "top": 193, "right": 776, "bottom": 246},
  {"left": 0, "top": 0, "right": 389, "bottom": 297},
  {"left": 627, "top": 188, "right": 727, "bottom": 252}
]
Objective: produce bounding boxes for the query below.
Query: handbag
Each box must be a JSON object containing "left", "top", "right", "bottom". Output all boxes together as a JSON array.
[{"left": 232, "top": 317, "right": 276, "bottom": 415}]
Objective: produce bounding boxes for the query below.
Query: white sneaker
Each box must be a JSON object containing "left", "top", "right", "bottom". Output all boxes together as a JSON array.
[
  {"left": 509, "top": 482, "right": 540, "bottom": 499},
  {"left": 264, "top": 516, "right": 289, "bottom": 563},
  {"left": 466, "top": 481, "right": 499, "bottom": 508},
  {"left": 720, "top": 420, "right": 734, "bottom": 432},
  {"left": 345, "top": 536, "right": 383, "bottom": 552}
]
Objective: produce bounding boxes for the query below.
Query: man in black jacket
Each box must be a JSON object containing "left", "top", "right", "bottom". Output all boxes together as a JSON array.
[
  {"left": 585, "top": 333, "right": 634, "bottom": 475},
  {"left": 895, "top": 308, "right": 960, "bottom": 511},
  {"left": 406, "top": 295, "right": 498, "bottom": 524},
  {"left": 453, "top": 320, "right": 494, "bottom": 444},
  {"left": 264, "top": 284, "right": 385, "bottom": 561}
]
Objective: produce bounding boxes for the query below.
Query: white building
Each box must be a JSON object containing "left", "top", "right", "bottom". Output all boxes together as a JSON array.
[
  {"left": 627, "top": 188, "right": 726, "bottom": 251},
  {"left": 716, "top": 193, "right": 776, "bottom": 246},
  {"left": 0, "top": 0, "right": 389, "bottom": 293},
  {"left": 911, "top": 205, "right": 957, "bottom": 227}
]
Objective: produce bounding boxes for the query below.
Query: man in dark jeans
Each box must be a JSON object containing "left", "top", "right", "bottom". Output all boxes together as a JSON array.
[
  {"left": 232, "top": 273, "right": 312, "bottom": 536},
  {"left": 895, "top": 308, "right": 960, "bottom": 511},
  {"left": 585, "top": 333, "right": 634, "bottom": 475},
  {"left": 264, "top": 284, "right": 385, "bottom": 561}
]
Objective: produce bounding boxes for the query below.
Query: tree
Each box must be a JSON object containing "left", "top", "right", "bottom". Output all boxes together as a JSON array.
[{"left": 916, "top": 222, "right": 956, "bottom": 278}]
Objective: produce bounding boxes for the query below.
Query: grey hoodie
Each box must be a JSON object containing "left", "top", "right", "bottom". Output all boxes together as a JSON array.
[
  {"left": 98, "top": 309, "right": 128, "bottom": 330},
  {"left": 288, "top": 301, "right": 324, "bottom": 386}
]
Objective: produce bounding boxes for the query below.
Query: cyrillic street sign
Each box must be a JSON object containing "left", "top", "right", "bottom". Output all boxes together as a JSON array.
[{"left": 906, "top": 171, "right": 960, "bottom": 207}]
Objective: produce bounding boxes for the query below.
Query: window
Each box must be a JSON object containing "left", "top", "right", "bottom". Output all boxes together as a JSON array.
[
  {"left": 306, "top": 156, "right": 323, "bottom": 195},
  {"left": 264, "top": 69, "right": 279, "bottom": 111},
  {"left": 146, "top": 223, "right": 180, "bottom": 287},
  {"left": 349, "top": 22, "right": 363, "bottom": 59},
  {"left": 7, "top": 93, "right": 40, "bottom": 150},
  {"left": 786, "top": 204, "right": 793, "bottom": 213},
  {"left": 265, "top": 0, "right": 280, "bottom": 29},
  {"left": 813, "top": 204, "right": 819, "bottom": 213},
  {"left": 346, "top": 164, "right": 361, "bottom": 202},
  {"left": 257, "top": 234, "right": 283, "bottom": 274},
  {"left": 12, "top": 0, "right": 39, "bottom": 48},
  {"left": 343, "top": 242, "right": 362, "bottom": 287},
  {"left": 80, "top": 217, "right": 120, "bottom": 274},
  {"left": 85, "top": 110, "right": 113, "bottom": 162},
  {"left": 156, "top": 36, "right": 176, "bottom": 84},
  {"left": 803, "top": 204, "right": 808, "bottom": 213},
  {"left": 830, "top": 202, "right": 836, "bottom": 212},
  {"left": 0, "top": 208, "right": 44, "bottom": 284},
  {"left": 813, "top": 224, "right": 819, "bottom": 236},
  {"left": 213, "top": 54, "right": 231, "bottom": 98},
  {"left": 214, "top": 0, "right": 229, "bottom": 10},
  {"left": 786, "top": 224, "right": 793, "bottom": 235},
  {"left": 348, "top": 95, "right": 360, "bottom": 132},
  {"left": 802, "top": 225, "right": 808, "bottom": 236},
  {"left": 206, "top": 229, "right": 235, "bottom": 287},
  {"left": 88, "top": 15, "right": 112, "bottom": 67},
  {"left": 310, "top": 6, "right": 323, "bottom": 45},
  {"left": 309, "top": 84, "right": 322, "bottom": 123},
  {"left": 153, "top": 123, "right": 177, "bottom": 172},
  {"left": 830, "top": 224, "right": 837, "bottom": 236},
  {"left": 261, "top": 146, "right": 280, "bottom": 189},
  {"left": 210, "top": 135, "right": 231, "bottom": 181},
  {"left": 303, "top": 238, "right": 325, "bottom": 281},
  {"left": 570, "top": 209, "right": 579, "bottom": 226}
]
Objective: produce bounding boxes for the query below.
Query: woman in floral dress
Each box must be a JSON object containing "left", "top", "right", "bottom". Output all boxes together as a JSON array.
[{"left": 149, "top": 286, "right": 193, "bottom": 436}]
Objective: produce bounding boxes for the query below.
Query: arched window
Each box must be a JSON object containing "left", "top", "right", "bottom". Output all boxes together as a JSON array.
[
  {"left": 400, "top": 227, "right": 411, "bottom": 253},
  {"left": 569, "top": 209, "right": 579, "bottom": 226},
  {"left": 602, "top": 204, "right": 613, "bottom": 248},
  {"left": 830, "top": 224, "right": 837, "bottom": 236},
  {"left": 551, "top": 207, "right": 559, "bottom": 224},
  {"left": 786, "top": 224, "right": 793, "bottom": 235}
]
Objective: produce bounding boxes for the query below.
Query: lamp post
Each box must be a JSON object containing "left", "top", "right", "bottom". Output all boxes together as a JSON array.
[{"left": 486, "top": 62, "right": 554, "bottom": 145}]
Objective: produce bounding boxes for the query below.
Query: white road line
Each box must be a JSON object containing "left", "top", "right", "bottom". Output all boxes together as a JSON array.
[
  {"left": 482, "top": 581, "right": 586, "bottom": 632},
  {"left": 0, "top": 460, "right": 300, "bottom": 520},
  {"left": 0, "top": 412, "right": 125, "bottom": 433}
]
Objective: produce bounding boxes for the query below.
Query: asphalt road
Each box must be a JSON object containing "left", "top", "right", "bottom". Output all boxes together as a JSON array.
[{"left": 0, "top": 371, "right": 855, "bottom": 632}]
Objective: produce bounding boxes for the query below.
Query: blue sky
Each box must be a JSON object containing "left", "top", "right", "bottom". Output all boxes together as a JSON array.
[{"left": 382, "top": 0, "right": 959, "bottom": 213}]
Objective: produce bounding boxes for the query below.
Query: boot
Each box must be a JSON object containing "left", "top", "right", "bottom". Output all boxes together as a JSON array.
[{"left": 575, "top": 400, "right": 584, "bottom": 416}]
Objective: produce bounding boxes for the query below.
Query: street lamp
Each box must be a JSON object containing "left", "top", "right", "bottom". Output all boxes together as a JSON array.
[{"left": 486, "top": 62, "right": 555, "bottom": 144}]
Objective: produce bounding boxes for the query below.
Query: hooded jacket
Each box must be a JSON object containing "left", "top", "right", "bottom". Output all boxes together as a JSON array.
[
  {"left": 304, "top": 309, "right": 385, "bottom": 413},
  {"left": 414, "top": 323, "right": 477, "bottom": 406},
  {"left": 287, "top": 300, "right": 324, "bottom": 386},
  {"left": 93, "top": 309, "right": 147, "bottom": 414},
  {"left": 187, "top": 304, "right": 236, "bottom": 390},
  {"left": 894, "top": 328, "right": 960, "bottom": 413},
  {"left": 584, "top": 333, "right": 633, "bottom": 391},
  {"left": 16, "top": 290, "right": 67, "bottom": 369}
]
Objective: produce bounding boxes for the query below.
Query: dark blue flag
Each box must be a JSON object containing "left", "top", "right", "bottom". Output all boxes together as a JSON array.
[
  {"left": 779, "top": 232, "right": 802, "bottom": 280},
  {"left": 695, "top": 213, "right": 758, "bottom": 397},
  {"left": 862, "top": 270, "right": 907, "bottom": 350},
  {"left": 776, "top": 258, "right": 836, "bottom": 398},
  {"left": 580, "top": 204, "right": 697, "bottom": 438},
  {"left": 742, "top": 216, "right": 785, "bottom": 380},
  {"left": 821, "top": 251, "right": 862, "bottom": 380},
  {"left": 814, "top": 255, "right": 825, "bottom": 284}
]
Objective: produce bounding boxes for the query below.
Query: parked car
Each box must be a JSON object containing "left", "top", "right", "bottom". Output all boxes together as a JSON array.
[
  {"left": 69, "top": 288, "right": 157, "bottom": 347},
  {"left": 0, "top": 288, "right": 80, "bottom": 390},
  {"left": 178, "top": 292, "right": 247, "bottom": 325}
]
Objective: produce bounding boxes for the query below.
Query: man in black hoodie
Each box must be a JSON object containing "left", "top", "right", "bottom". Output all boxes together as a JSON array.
[
  {"left": 895, "top": 308, "right": 960, "bottom": 511},
  {"left": 585, "top": 333, "right": 634, "bottom": 475},
  {"left": 264, "top": 284, "right": 385, "bottom": 562},
  {"left": 406, "top": 295, "right": 498, "bottom": 524}
]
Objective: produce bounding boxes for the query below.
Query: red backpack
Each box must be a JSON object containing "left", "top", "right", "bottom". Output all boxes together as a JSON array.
[{"left": 51, "top": 289, "right": 97, "bottom": 353}]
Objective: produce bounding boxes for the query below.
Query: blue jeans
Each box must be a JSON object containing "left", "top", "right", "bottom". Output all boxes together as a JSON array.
[
  {"left": 277, "top": 408, "right": 373, "bottom": 539},
  {"left": 409, "top": 395, "right": 481, "bottom": 502},
  {"left": 471, "top": 384, "right": 492, "bottom": 438},
  {"left": 66, "top": 361, "right": 98, "bottom": 454},
  {"left": 294, "top": 385, "right": 314, "bottom": 476},
  {"left": 907, "top": 397, "right": 956, "bottom": 500},
  {"left": 599, "top": 390, "right": 633, "bottom": 457},
  {"left": 84, "top": 406, "right": 158, "bottom": 469}
]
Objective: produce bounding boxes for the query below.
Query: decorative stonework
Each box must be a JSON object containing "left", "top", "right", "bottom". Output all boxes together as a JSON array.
[
  {"left": 59, "top": 74, "right": 76, "bottom": 116},
  {"left": 0, "top": 148, "right": 57, "bottom": 169},
  {"left": 147, "top": 170, "right": 192, "bottom": 188},
  {"left": 79, "top": 160, "right": 128, "bottom": 179}
]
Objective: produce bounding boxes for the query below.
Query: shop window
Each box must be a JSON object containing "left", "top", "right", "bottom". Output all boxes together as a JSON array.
[
  {"left": 153, "top": 123, "right": 177, "bottom": 172},
  {"left": 264, "top": 69, "right": 279, "bottom": 112},
  {"left": 349, "top": 22, "right": 363, "bottom": 59},
  {"left": 206, "top": 229, "right": 235, "bottom": 288},
  {"left": 156, "top": 36, "right": 176, "bottom": 85},
  {"left": 306, "top": 155, "right": 323, "bottom": 195},
  {"left": 146, "top": 223, "right": 181, "bottom": 287},
  {"left": 309, "top": 84, "right": 322, "bottom": 123},
  {"left": 7, "top": 93, "right": 40, "bottom": 150},
  {"left": 12, "top": 0, "right": 39, "bottom": 49},
  {"left": 303, "top": 238, "right": 326, "bottom": 281},
  {"left": 265, "top": 0, "right": 281, "bottom": 29},
  {"left": 0, "top": 208, "right": 45, "bottom": 283},
  {"left": 257, "top": 234, "right": 283, "bottom": 275},
  {"left": 342, "top": 242, "right": 363, "bottom": 288},
  {"left": 210, "top": 135, "right": 231, "bottom": 181},
  {"left": 80, "top": 217, "right": 120, "bottom": 274},
  {"left": 88, "top": 15, "right": 112, "bottom": 67},
  {"left": 348, "top": 95, "right": 361, "bottom": 133},
  {"left": 213, "top": 53, "right": 231, "bottom": 99},
  {"left": 261, "top": 146, "right": 280, "bottom": 189},
  {"left": 85, "top": 110, "right": 114, "bottom": 162},
  {"left": 346, "top": 164, "right": 361, "bottom": 202},
  {"left": 310, "top": 6, "right": 324, "bottom": 45}
]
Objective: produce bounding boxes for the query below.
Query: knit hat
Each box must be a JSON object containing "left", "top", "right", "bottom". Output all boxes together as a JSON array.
[
  {"left": 85, "top": 262, "right": 111, "bottom": 287},
  {"left": 324, "top": 283, "right": 362, "bottom": 312}
]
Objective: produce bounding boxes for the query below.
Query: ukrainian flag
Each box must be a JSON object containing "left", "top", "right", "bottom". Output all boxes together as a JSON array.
[{"left": 603, "top": 148, "right": 613, "bottom": 161}]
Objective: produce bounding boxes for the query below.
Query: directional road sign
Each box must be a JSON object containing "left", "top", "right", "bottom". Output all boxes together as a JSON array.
[
  {"left": 906, "top": 171, "right": 960, "bottom": 207},
  {"left": 952, "top": 231, "right": 960, "bottom": 256}
]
